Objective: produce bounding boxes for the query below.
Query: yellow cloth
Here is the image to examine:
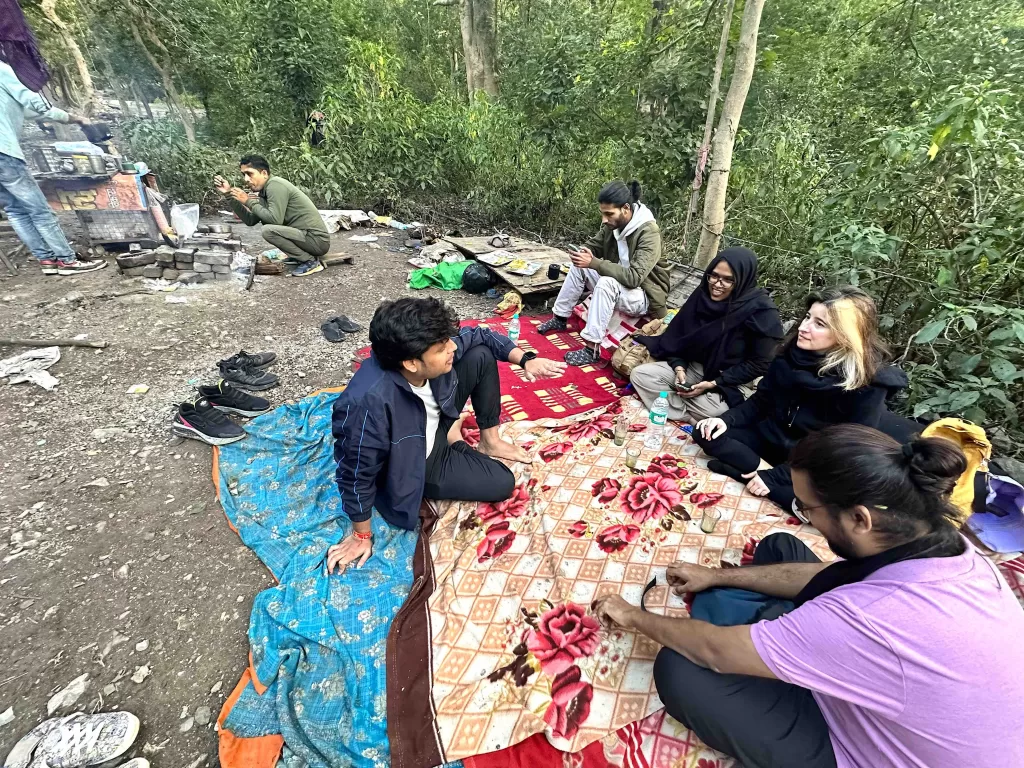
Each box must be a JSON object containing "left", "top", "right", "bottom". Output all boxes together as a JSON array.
[{"left": 921, "top": 418, "right": 991, "bottom": 524}]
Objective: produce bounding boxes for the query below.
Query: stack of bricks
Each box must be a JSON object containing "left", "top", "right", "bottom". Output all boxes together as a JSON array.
[
  {"left": 114, "top": 229, "right": 250, "bottom": 284},
  {"left": 186, "top": 231, "right": 245, "bottom": 283}
]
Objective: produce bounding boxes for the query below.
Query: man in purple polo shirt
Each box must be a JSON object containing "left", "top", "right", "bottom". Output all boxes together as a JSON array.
[{"left": 595, "top": 424, "right": 1024, "bottom": 768}]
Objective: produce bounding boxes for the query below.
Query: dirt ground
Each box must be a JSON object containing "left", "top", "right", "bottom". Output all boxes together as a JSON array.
[{"left": 0, "top": 215, "right": 499, "bottom": 767}]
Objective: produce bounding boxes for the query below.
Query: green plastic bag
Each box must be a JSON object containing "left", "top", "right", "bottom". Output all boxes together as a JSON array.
[{"left": 408, "top": 260, "right": 472, "bottom": 290}]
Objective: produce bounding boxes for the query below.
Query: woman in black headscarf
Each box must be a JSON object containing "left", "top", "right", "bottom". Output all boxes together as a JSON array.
[{"left": 630, "top": 247, "right": 784, "bottom": 424}]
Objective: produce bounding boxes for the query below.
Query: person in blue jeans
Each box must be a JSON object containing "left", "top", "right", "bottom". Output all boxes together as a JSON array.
[{"left": 0, "top": 60, "right": 104, "bottom": 276}]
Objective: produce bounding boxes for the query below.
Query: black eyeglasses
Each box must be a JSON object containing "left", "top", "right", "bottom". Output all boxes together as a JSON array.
[
  {"left": 793, "top": 497, "right": 828, "bottom": 515},
  {"left": 708, "top": 273, "right": 735, "bottom": 286}
]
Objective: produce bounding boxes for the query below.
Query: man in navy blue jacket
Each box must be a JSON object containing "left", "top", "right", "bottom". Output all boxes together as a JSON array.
[{"left": 328, "top": 297, "right": 566, "bottom": 573}]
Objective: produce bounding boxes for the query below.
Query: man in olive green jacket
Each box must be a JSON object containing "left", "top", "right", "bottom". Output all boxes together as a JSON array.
[
  {"left": 214, "top": 154, "right": 330, "bottom": 277},
  {"left": 540, "top": 180, "right": 671, "bottom": 365}
]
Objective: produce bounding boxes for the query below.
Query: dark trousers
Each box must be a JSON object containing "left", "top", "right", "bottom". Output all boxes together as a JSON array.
[
  {"left": 654, "top": 533, "right": 836, "bottom": 768},
  {"left": 423, "top": 346, "right": 516, "bottom": 503},
  {"left": 692, "top": 426, "right": 795, "bottom": 510}
]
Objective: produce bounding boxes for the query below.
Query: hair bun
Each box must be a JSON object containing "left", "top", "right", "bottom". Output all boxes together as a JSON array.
[
  {"left": 628, "top": 180, "right": 642, "bottom": 203},
  {"left": 904, "top": 437, "right": 967, "bottom": 497}
]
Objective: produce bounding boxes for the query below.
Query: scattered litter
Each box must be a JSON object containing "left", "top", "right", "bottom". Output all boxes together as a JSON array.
[
  {"left": 126, "top": 384, "right": 150, "bottom": 395},
  {"left": 84, "top": 477, "right": 110, "bottom": 488},
  {"left": 165, "top": 295, "right": 188, "bottom": 304},
  {"left": 319, "top": 209, "right": 370, "bottom": 232},
  {"left": 135, "top": 640, "right": 149, "bottom": 652},
  {"left": 47, "top": 673, "right": 89, "bottom": 714},
  {"left": 143, "top": 739, "right": 169, "bottom": 754},
  {"left": 349, "top": 234, "right": 378, "bottom": 243},
  {"left": 130, "top": 664, "right": 151, "bottom": 684},
  {"left": 142, "top": 279, "right": 178, "bottom": 292},
  {"left": 0, "top": 707, "right": 13, "bottom": 727},
  {"left": 0, "top": 346, "right": 60, "bottom": 390},
  {"left": 194, "top": 706, "right": 212, "bottom": 726}
]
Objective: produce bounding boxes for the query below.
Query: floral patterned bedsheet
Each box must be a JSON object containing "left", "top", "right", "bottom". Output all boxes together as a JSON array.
[{"left": 421, "top": 398, "right": 836, "bottom": 762}]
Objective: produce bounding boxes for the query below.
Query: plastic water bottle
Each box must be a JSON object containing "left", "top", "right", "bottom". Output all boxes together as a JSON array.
[
  {"left": 645, "top": 391, "right": 670, "bottom": 450},
  {"left": 508, "top": 313, "right": 521, "bottom": 344}
]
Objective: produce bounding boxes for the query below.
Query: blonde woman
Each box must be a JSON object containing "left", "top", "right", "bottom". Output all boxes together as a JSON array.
[{"left": 693, "top": 287, "right": 907, "bottom": 509}]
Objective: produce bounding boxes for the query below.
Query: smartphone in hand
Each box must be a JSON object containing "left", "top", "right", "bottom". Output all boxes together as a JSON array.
[{"left": 674, "top": 381, "right": 694, "bottom": 393}]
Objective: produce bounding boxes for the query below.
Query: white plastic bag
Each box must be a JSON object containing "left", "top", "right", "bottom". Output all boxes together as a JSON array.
[{"left": 170, "top": 203, "right": 200, "bottom": 241}]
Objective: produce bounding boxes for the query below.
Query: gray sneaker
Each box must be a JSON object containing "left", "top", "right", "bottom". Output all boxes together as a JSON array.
[
  {"left": 5, "top": 711, "right": 139, "bottom": 768},
  {"left": 217, "top": 361, "right": 279, "bottom": 391}
]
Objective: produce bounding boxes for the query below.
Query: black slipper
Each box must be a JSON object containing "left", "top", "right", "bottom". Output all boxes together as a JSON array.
[{"left": 321, "top": 314, "right": 363, "bottom": 342}]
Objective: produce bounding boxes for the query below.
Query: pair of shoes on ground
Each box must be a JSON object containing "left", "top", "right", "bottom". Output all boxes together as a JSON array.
[
  {"left": 5, "top": 710, "right": 147, "bottom": 768},
  {"left": 172, "top": 380, "right": 273, "bottom": 445},
  {"left": 217, "top": 349, "right": 279, "bottom": 391},
  {"left": 39, "top": 259, "right": 107, "bottom": 276},
  {"left": 320, "top": 314, "right": 362, "bottom": 342}
]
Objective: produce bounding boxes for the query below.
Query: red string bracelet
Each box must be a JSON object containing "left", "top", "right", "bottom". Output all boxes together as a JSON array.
[{"left": 353, "top": 530, "right": 372, "bottom": 541}]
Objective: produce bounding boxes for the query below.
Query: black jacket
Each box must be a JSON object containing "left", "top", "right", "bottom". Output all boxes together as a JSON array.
[
  {"left": 722, "top": 355, "right": 908, "bottom": 452},
  {"left": 331, "top": 326, "right": 516, "bottom": 530},
  {"left": 662, "top": 329, "right": 778, "bottom": 408}
]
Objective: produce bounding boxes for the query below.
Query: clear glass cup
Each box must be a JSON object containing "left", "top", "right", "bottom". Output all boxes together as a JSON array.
[
  {"left": 625, "top": 445, "right": 641, "bottom": 469},
  {"left": 613, "top": 414, "right": 629, "bottom": 446},
  {"left": 700, "top": 507, "right": 722, "bottom": 534}
]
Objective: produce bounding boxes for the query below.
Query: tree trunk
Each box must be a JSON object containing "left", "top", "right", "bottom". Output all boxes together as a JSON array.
[
  {"left": 130, "top": 79, "right": 154, "bottom": 119},
  {"left": 682, "top": 0, "right": 735, "bottom": 255},
  {"left": 40, "top": 0, "right": 97, "bottom": 112},
  {"left": 461, "top": 0, "right": 498, "bottom": 98},
  {"left": 694, "top": 0, "right": 765, "bottom": 268},
  {"left": 95, "top": 46, "right": 133, "bottom": 118},
  {"left": 130, "top": 20, "right": 196, "bottom": 142}
]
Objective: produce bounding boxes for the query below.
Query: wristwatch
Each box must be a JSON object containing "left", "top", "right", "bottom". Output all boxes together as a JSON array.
[{"left": 518, "top": 351, "right": 537, "bottom": 369}]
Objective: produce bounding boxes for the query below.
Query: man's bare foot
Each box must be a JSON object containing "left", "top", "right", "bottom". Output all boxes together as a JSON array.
[{"left": 479, "top": 435, "right": 532, "bottom": 464}]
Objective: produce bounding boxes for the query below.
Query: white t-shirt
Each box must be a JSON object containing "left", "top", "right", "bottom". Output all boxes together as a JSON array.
[{"left": 410, "top": 381, "right": 440, "bottom": 457}]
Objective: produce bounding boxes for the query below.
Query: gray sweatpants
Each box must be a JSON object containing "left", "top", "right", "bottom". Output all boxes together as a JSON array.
[{"left": 630, "top": 360, "right": 735, "bottom": 424}]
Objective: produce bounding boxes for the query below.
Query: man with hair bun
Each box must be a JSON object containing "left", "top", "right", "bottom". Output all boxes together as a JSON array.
[
  {"left": 594, "top": 424, "right": 1024, "bottom": 768},
  {"left": 539, "top": 179, "right": 671, "bottom": 366}
]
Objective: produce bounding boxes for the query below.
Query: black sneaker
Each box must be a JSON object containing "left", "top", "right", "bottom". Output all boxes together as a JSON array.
[
  {"left": 198, "top": 380, "right": 272, "bottom": 417},
  {"left": 537, "top": 315, "right": 568, "bottom": 334},
  {"left": 172, "top": 399, "right": 246, "bottom": 445},
  {"left": 219, "top": 349, "right": 277, "bottom": 369},
  {"left": 217, "top": 361, "right": 280, "bottom": 391}
]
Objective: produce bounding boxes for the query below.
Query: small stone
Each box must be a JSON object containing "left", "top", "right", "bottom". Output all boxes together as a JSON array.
[
  {"left": 18, "top": 599, "right": 34, "bottom": 609},
  {"left": 179, "top": 716, "right": 194, "bottom": 733},
  {"left": 130, "top": 664, "right": 151, "bottom": 684},
  {"left": 91, "top": 427, "right": 127, "bottom": 440},
  {"left": 210, "top": 680, "right": 223, "bottom": 694},
  {"left": 95, "top": 521, "right": 107, "bottom": 533},
  {"left": 84, "top": 477, "right": 110, "bottom": 488},
  {"left": 103, "top": 684, "right": 116, "bottom": 696},
  {"left": 47, "top": 673, "right": 90, "bottom": 714},
  {"left": 296, "top": 372, "right": 306, "bottom": 378},
  {"left": 135, "top": 639, "right": 149, "bottom": 652},
  {"left": 194, "top": 706, "right": 212, "bottom": 726},
  {"left": 155, "top": 553, "right": 170, "bottom": 562},
  {"left": 0, "top": 707, "right": 13, "bottom": 727},
  {"left": 115, "top": 563, "right": 129, "bottom": 579}
]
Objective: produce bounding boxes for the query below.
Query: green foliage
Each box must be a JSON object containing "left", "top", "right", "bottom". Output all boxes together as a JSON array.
[{"left": 64, "top": 0, "right": 1020, "bottom": 451}]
